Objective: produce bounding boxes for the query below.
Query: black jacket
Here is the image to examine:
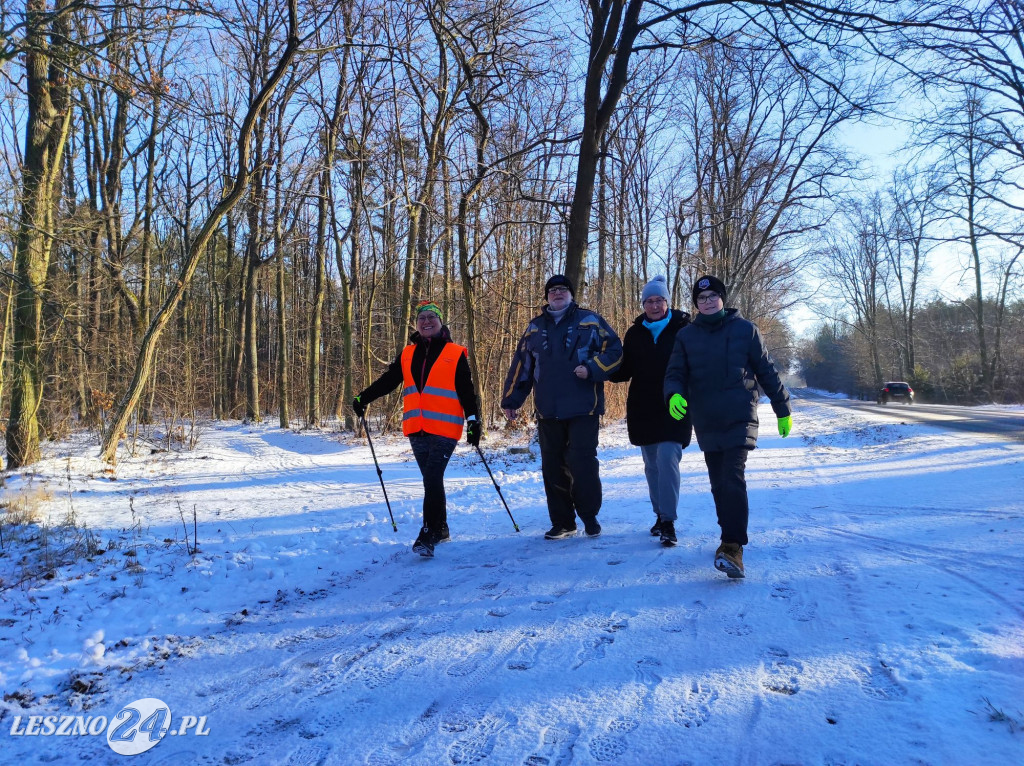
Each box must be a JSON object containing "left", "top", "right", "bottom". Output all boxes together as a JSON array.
[
  {"left": 359, "top": 328, "right": 479, "bottom": 422},
  {"left": 501, "top": 302, "right": 622, "bottom": 419},
  {"left": 663, "top": 309, "right": 790, "bottom": 451},
  {"left": 610, "top": 309, "right": 693, "bottom": 447}
]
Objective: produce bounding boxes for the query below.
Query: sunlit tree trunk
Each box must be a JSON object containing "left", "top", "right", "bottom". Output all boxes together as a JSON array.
[{"left": 6, "top": 0, "right": 74, "bottom": 468}]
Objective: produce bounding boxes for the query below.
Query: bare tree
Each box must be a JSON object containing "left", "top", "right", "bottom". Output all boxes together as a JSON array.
[
  {"left": 816, "top": 196, "right": 890, "bottom": 388},
  {"left": 559, "top": 0, "right": 951, "bottom": 291},
  {"left": 882, "top": 166, "right": 945, "bottom": 376},
  {"left": 99, "top": 0, "right": 300, "bottom": 463}
]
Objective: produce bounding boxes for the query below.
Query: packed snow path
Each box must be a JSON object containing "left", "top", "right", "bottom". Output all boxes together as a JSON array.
[{"left": 1, "top": 398, "right": 1022, "bottom": 764}]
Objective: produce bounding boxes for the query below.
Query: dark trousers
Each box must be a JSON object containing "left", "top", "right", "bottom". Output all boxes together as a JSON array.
[
  {"left": 703, "top": 446, "right": 751, "bottom": 546},
  {"left": 409, "top": 433, "right": 457, "bottom": 530},
  {"left": 537, "top": 415, "right": 602, "bottom": 527}
]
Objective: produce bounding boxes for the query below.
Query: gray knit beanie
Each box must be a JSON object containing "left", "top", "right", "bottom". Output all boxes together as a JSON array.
[{"left": 641, "top": 275, "right": 671, "bottom": 303}]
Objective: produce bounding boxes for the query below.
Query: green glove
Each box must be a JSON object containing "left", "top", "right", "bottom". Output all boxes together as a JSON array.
[
  {"left": 778, "top": 415, "right": 792, "bottom": 437},
  {"left": 668, "top": 394, "right": 688, "bottom": 420}
]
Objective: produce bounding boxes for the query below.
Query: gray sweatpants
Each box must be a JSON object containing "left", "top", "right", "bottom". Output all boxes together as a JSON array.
[{"left": 640, "top": 441, "right": 683, "bottom": 522}]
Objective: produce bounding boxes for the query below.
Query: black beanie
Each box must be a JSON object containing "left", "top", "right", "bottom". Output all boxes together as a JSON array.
[
  {"left": 692, "top": 275, "right": 727, "bottom": 306},
  {"left": 544, "top": 274, "right": 575, "bottom": 298}
]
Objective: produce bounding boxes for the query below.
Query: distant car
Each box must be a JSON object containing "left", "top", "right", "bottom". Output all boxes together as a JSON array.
[{"left": 877, "top": 381, "right": 914, "bottom": 405}]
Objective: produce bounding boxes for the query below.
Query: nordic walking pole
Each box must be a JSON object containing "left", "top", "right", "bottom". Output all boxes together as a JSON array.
[
  {"left": 361, "top": 414, "right": 397, "bottom": 532},
  {"left": 475, "top": 444, "right": 520, "bottom": 532}
]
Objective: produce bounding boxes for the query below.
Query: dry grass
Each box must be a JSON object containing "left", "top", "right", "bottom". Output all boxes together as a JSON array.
[{"left": 1, "top": 486, "right": 104, "bottom": 588}]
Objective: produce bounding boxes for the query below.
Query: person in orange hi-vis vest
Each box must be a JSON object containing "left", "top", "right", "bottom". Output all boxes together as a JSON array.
[{"left": 353, "top": 301, "right": 481, "bottom": 557}]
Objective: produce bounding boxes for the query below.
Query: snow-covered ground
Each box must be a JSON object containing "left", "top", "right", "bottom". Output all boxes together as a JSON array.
[{"left": 1, "top": 396, "right": 1022, "bottom": 765}]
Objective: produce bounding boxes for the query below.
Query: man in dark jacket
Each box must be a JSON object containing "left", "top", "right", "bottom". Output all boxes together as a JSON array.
[
  {"left": 609, "top": 276, "right": 692, "bottom": 546},
  {"left": 664, "top": 275, "right": 792, "bottom": 578},
  {"left": 353, "top": 301, "right": 481, "bottom": 557},
  {"left": 501, "top": 275, "right": 623, "bottom": 540}
]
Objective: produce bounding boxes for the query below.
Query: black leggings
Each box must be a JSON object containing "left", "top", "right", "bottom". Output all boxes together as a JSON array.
[{"left": 409, "top": 433, "right": 457, "bottom": 529}]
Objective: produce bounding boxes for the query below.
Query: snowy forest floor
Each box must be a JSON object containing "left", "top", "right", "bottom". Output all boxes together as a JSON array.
[{"left": 1, "top": 396, "right": 1022, "bottom": 765}]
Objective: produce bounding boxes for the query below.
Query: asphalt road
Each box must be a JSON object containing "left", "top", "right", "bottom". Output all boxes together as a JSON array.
[{"left": 794, "top": 389, "right": 1024, "bottom": 443}]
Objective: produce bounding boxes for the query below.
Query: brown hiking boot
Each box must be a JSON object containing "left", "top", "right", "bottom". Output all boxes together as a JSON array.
[{"left": 715, "top": 542, "right": 745, "bottom": 579}]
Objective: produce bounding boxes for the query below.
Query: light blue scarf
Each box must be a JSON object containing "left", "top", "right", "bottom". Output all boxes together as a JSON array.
[{"left": 642, "top": 314, "right": 671, "bottom": 342}]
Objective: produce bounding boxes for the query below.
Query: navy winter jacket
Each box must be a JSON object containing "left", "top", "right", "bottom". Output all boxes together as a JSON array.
[
  {"left": 501, "top": 303, "right": 623, "bottom": 419},
  {"left": 610, "top": 309, "right": 693, "bottom": 447},
  {"left": 663, "top": 309, "right": 790, "bottom": 451}
]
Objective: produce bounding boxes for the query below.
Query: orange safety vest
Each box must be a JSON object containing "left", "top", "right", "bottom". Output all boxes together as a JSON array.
[{"left": 401, "top": 342, "right": 467, "bottom": 439}]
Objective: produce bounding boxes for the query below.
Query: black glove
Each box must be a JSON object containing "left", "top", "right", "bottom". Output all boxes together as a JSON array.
[
  {"left": 466, "top": 419, "right": 482, "bottom": 446},
  {"left": 352, "top": 395, "right": 366, "bottom": 417}
]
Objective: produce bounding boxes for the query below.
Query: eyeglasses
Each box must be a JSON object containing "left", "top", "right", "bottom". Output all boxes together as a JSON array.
[
  {"left": 547, "top": 286, "right": 570, "bottom": 295},
  {"left": 696, "top": 293, "right": 721, "bottom": 304},
  {"left": 643, "top": 297, "right": 667, "bottom": 306}
]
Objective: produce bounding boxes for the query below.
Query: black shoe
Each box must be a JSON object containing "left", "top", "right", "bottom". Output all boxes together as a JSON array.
[
  {"left": 436, "top": 523, "right": 450, "bottom": 543},
  {"left": 582, "top": 517, "right": 601, "bottom": 537},
  {"left": 650, "top": 519, "right": 662, "bottom": 536},
  {"left": 544, "top": 525, "right": 577, "bottom": 540},
  {"left": 412, "top": 526, "right": 435, "bottom": 557},
  {"left": 659, "top": 520, "right": 677, "bottom": 546}
]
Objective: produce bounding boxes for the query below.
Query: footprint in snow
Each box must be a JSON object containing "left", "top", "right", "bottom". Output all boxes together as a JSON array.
[
  {"left": 440, "top": 697, "right": 496, "bottom": 733},
  {"left": 523, "top": 722, "right": 580, "bottom": 766},
  {"left": 365, "top": 702, "right": 439, "bottom": 765},
  {"left": 633, "top": 656, "right": 662, "bottom": 688},
  {"left": 583, "top": 614, "right": 629, "bottom": 633},
  {"left": 723, "top": 619, "right": 752, "bottom": 636},
  {"left": 855, "top": 661, "right": 907, "bottom": 701},
  {"left": 448, "top": 714, "right": 513, "bottom": 765},
  {"left": 573, "top": 634, "right": 614, "bottom": 669},
  {"left": 588, "top": 733, "right": 628, "bottom": 762},
  {"left": 771, "top": 580, "right": 818, "bottom": 622},
  {"left": 447, "top": 653, "right": 484, "bottom": 677},
  {"left": 347, "top": 649, "right": 416, "bottom": 690},
  {"left": 507, "top": 633, "right": 543, "bottom": 671},
  {"left": 288, "top": 742, "right": 331, "bottom": 766},
  {"left": 671, "top": 680, "right": 718, "bottom": 728},
  {"left": 761, "top": 647, "right": 803, "bottom": 696}
]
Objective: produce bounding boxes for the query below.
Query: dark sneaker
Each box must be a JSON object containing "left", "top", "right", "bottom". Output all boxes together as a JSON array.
[
  {"left": 660, "top": 521, "right": 677, "bottom": 546},
  {"left": 544, "top": 525, "right": 577, "bottom": 540},
  {"left": 650, "top": 519, "right": 662, "bottom": 536},
  {"left": 582, "top": 518, "right": 601, "bottom": 537},
  {"left": 412, "top": 526, "right": 436, "bottom": 557},
  {"left": 714, "top": 542, "right": 744, "bottom": 578},
  {"left": 436, "top": 523, "right": 450, "bottom": 543}
]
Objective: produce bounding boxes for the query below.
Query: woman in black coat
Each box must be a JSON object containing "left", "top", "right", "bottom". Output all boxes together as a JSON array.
[{"left": 610, "top": 276, "right": 692, "bottom": 546}]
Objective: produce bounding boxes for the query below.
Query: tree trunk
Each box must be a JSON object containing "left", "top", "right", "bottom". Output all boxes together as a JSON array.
[
  {"left": 563, "top": 0, "right": 644, "bottom": 291},
  {"left": 307, "top": 148, "right": 331, "bottom": 428},
  {"left": 275, "top": 212, "right": 290, "bottom": 429},
  {"left": 6, "top": 0, "right": 74, "bottom": 468}
]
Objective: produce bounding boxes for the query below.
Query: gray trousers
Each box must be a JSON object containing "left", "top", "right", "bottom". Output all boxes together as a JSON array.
[{"left": 640, "top": 441, "right": 683, "bottom": 522}]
